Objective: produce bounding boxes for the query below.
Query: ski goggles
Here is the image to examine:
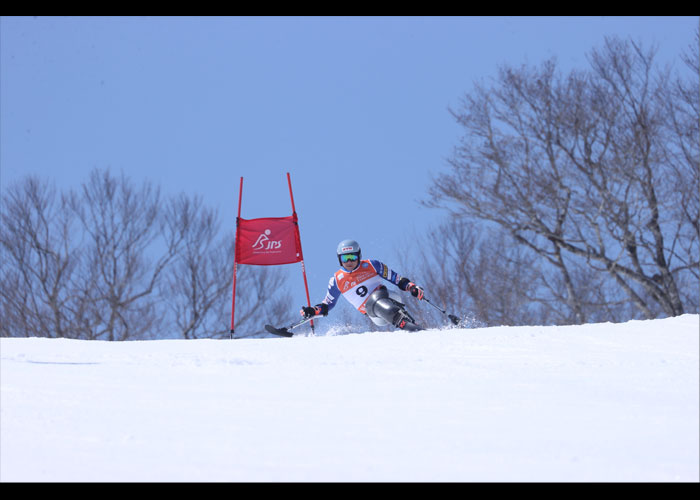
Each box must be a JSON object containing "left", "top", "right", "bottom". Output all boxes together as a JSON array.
[{"left": 340, "top": 253, "right": 359, "bottom": 263}]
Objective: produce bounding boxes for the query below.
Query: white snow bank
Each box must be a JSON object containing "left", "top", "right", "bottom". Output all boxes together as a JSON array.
[{"left": 1, "top": 315, "right": 698, "bottom": 482}]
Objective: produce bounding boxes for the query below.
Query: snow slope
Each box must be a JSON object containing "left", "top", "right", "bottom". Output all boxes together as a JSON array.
[{"left": 1, "top": 315, "right": 698, "bottom": 482}]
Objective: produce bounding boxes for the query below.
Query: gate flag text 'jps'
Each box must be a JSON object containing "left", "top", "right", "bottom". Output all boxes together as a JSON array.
[{"left": 235, "top": 215, "right": 302, "bottom": 266}]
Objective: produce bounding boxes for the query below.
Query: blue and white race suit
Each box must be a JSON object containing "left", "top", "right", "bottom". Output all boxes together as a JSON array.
[{"left": 321, "top": 259, "right": 405, "bottom": 315}]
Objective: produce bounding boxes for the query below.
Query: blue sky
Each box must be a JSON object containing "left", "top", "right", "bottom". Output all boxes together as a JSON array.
[{"left": 2, "top": 16, "right": 697, "bottom": 322}]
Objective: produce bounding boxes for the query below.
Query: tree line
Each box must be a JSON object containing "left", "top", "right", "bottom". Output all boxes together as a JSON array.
[
  {"left": 413, "top": 35, "right": 698, "bottom": 326},
  {"left": 1, "top": 170, "right": 290, "bottom": 339}
]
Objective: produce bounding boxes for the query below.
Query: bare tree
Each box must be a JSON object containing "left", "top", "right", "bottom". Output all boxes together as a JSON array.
[
  {"left": 161, "top": 194, "right": 291, "bottom": 339},
  {"left": 427, "top": 36, "right": 699, "bottom": 322},
  {"left": 404, "top": 216, "right": 649, "bottom": 327},
  {"left": 161, "top": 194, "right": 228, "bottom": 339},
  {"left": 401, "top": 221, "right": 547, "bottom": 327},
  {"left": 1, "top": 169, "right": 292, "bottom": 339},
  {"left": 661, "top": 30, "right": 700, "bottom": 312},
  {"left": 0, "top": 177, "right": 80, "bottom": 337},
  {"left": 62, "top": 169, "right": 182, "bottom": 340}
]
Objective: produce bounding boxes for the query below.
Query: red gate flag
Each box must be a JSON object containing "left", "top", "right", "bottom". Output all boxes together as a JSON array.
[
  {"left": 230, "top": 173, "right": 313, "bottom": 337},
  {"left": 235, "top": 214, "right": 302, "bottom": 265}
]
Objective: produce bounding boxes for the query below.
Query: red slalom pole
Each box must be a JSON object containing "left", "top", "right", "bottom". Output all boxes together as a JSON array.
[
  {"left": 230, "top": 177, "right": 243, "bottom": 338},
  {"left": 287, "top": 172, "right": 315, "bottom": 334}
]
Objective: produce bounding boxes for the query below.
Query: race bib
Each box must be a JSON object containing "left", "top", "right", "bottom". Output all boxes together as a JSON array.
[{"left": 334, "top": 260, "right": 384, "bottom": 313}]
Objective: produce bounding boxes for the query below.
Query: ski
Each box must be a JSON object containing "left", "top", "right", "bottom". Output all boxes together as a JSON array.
[
  {"left": 264, "top": 315, "right": 318, "bottom": 338},
  {"left": 264, "top": 324, "right": 294, "bottom": 337}
]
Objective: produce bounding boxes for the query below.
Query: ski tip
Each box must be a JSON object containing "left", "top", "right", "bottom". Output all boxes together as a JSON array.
[{"left": 264, "top": 324, "right": 294, "bottom": 337}]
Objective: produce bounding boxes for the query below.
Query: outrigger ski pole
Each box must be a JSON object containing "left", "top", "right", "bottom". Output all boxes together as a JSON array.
[
  {"left": 265, "top": 315, "right": 321, "bottom": 337},
  {"left": 423, "top": 297, "right": 461, "bottom": 326}
]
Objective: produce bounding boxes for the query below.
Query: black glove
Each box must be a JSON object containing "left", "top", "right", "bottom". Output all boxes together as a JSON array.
[
  {"left": 406, "top": 282, "right": 424, "bottom": 300},
  {"left": 300, "top": 303, "right": 328, "bottom": 318},
  {"left": 301, "top": 306, "right": 316, "bottom": 319}
]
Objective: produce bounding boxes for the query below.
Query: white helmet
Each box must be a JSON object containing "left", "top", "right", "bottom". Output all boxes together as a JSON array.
[{"left": 336, "top": 239, "right": 361, "bottom": 266}]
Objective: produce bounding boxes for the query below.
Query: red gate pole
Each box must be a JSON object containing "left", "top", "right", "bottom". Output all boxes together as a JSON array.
[
  {"left": 287, "top": 172, "right": 315, "bottom": 334},
  {"left": 230, "top": 177, "right": 244, "bottom": 338}
]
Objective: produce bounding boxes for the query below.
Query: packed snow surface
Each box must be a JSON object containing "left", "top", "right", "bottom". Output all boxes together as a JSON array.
[{"left": 1, "top": 315, "right": 698, "bottom": 482}]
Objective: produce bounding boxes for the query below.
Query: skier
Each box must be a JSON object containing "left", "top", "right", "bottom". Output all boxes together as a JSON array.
[{"left": 300, "top": 239, "right": 425, "bottom": 331}]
